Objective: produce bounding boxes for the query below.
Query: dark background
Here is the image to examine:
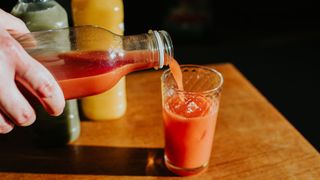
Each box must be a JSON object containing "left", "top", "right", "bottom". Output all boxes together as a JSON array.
[{"left": 1, "top": 0, "right": 319, "bottom": 150}]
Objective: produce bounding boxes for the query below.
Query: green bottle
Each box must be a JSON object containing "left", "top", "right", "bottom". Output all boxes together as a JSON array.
[{"left": 12, "top": 0, "right": 80, "bottom": 145}]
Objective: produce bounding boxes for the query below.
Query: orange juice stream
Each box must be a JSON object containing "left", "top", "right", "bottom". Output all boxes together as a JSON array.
[
  {"left": 168, "top": 60, "right": 184, "bottom": 90},
  {"left": 72, "top": 0, "right": 126, "bottom": 120}
]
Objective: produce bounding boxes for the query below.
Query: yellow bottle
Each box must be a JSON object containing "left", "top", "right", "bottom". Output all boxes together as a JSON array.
[{"left": 71, "top": 0, "right": 126, "bottom": 120}]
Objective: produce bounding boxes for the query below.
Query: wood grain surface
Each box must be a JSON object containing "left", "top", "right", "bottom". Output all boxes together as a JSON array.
[{"left": 0, "top": 63, "right": 319, "bottom": 179}]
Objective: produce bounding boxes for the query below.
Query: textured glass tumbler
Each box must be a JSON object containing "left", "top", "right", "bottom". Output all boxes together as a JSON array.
[{"left": 161, "top": 65, "right": 223, "bottom": 176}]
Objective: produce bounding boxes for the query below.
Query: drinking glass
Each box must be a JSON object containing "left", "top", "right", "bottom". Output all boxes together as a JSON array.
[{"left": 161, "top": 65, "right": 223, "bottom": 176}]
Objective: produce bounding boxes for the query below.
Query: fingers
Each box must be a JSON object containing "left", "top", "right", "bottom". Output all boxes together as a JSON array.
[
  {"left": 0, "top": 9, "right": 30, "bottom": 36},
  {"left": 16, "top": 59, "right": 66, "bottom": 116},
  {"left": 0, "top": 55, "right": 36, "bottom": 128},
  {"left": 2, "top": 28, "right": 65, "bottom": 116},
  {"left": 0, "top": 113, "right": 14, "bottom": 134},
  {"left": 0, "top": 79, "right": 36, "bottom": 127},
  {"left": 0, "top": 28, "right": 65, "bottom": 134},
  {"left": 10, "top": 38, "right": 65, "bottom": 116}
]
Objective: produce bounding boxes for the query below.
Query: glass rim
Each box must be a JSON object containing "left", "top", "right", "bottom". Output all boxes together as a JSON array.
[{"left": 161, "top": 64, "right": 224, "bottom": 95}]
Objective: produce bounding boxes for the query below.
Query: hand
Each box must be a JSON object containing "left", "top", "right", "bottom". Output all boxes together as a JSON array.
[{"left": 0, "top": 9, "right": 65, "bottom": 134}]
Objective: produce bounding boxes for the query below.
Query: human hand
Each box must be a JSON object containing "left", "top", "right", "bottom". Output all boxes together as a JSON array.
[{"left": 0, "top": 9, "right": 65, "bottom": 134}]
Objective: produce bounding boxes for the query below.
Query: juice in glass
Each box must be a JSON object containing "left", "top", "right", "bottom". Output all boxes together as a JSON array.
[{"left": 161, "top": 64, "right": 223, "bottom": 176}]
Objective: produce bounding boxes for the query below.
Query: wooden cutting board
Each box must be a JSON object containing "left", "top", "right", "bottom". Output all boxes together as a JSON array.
[{"left": 0, "top": 63, "right": 319, "bottom": 179}]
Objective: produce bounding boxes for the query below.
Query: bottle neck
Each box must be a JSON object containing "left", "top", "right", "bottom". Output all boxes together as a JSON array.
[
  {"left": 19, "top": 0, "right": 51, "bottom": 3},
  {"left": 148, "top": 30, "right": 174, "bottom": 69},
  {"left": 122, "top": 30, "right": 174, "bottom": 70}
]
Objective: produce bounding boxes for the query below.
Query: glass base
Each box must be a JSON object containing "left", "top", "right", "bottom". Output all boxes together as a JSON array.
[{"left": 164, "top": 156, "right": 208, "bottom": 176}]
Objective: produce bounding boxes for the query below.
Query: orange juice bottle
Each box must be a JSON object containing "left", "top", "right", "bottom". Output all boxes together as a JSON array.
[{"left": 71, "top": 0, "right": 126, "bottom": 120}]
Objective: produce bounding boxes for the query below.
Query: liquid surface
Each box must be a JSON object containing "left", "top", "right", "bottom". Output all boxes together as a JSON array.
[{"left": 166, "top": 94, "right": 210, "bottom": 118}]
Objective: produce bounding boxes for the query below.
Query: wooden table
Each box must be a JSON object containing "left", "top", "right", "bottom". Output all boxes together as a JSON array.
[{"left": 0, "top": 63, "right": 319, "bottom": 179}]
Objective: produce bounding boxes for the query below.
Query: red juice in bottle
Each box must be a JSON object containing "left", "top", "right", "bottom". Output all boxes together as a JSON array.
[{"left": 39, "top": 50, "right": 157, "bottom": 99}]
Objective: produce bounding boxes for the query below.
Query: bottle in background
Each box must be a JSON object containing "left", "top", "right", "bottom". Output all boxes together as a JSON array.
[
  {"left": 12, "top": 0, "right": 80, "bottom": 145},
  {"left": 71, "top": 0, "right": 127, "bottom": 121}
]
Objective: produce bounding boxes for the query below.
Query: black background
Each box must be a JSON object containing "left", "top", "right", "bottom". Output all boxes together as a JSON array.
[{"left": 0, "top": 0, "right": 319, "bottom": 150}]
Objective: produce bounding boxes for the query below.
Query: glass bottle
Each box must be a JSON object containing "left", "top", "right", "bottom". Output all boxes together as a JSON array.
[
  {"left": 71, "top": 0, "right": 126, "bottom": 120},
  {"left": 12, "top": 0, "right": 80, "bottom": 145},
  {"left": 16, "top": 26, "right": 174, "bottom": 100}
]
